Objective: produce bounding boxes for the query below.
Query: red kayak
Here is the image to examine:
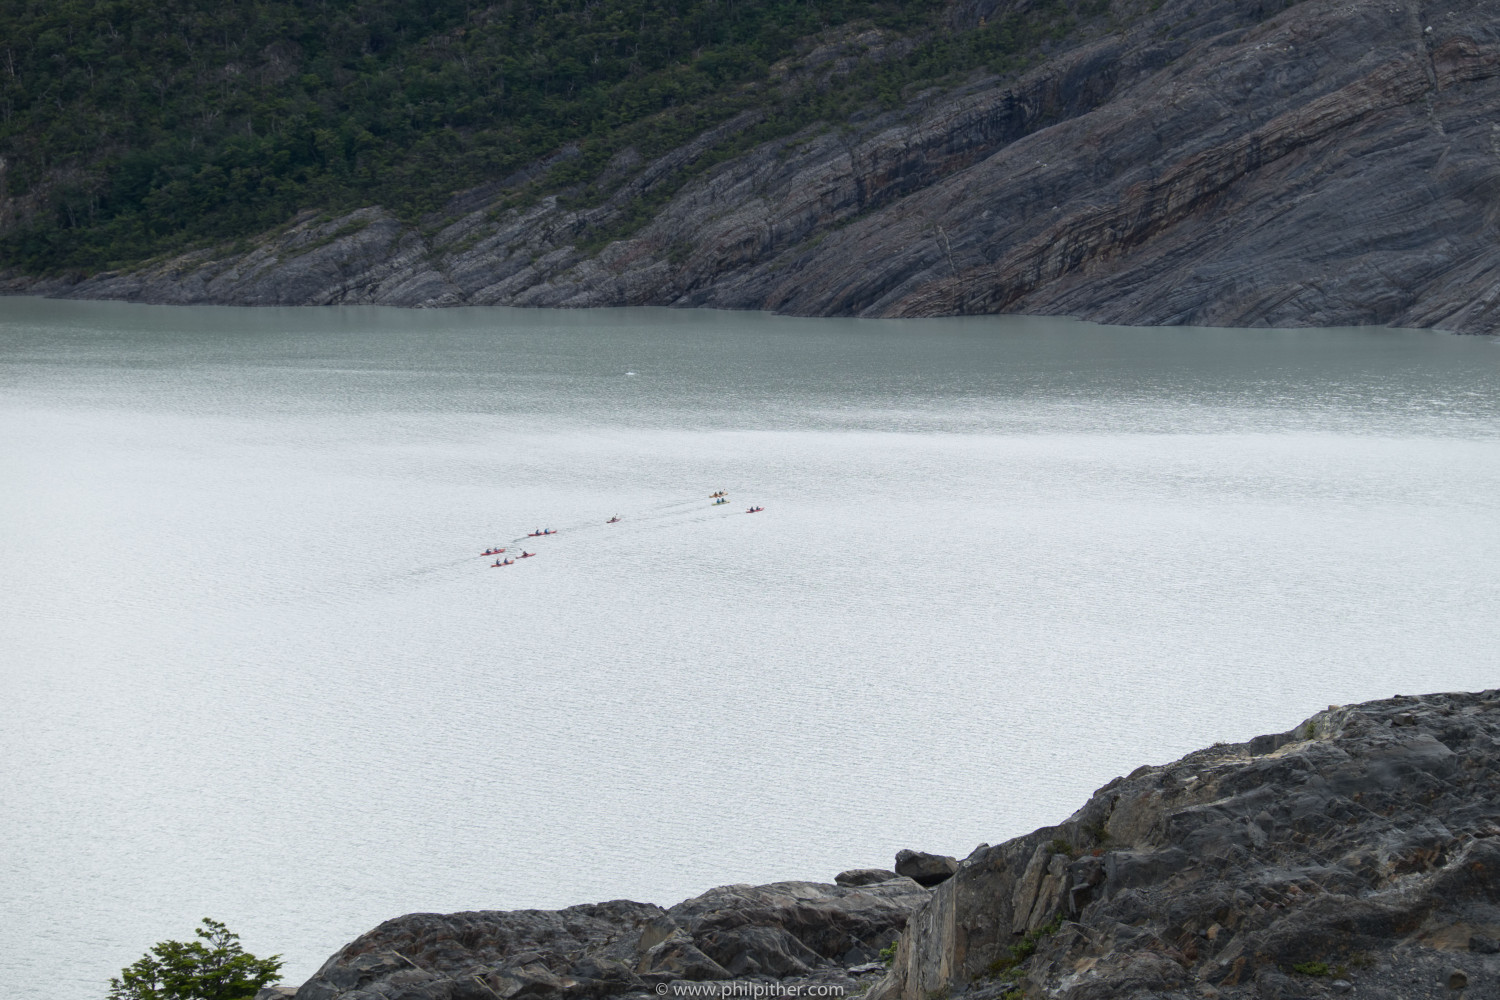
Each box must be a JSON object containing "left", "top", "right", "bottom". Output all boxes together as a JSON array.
[
  {"left": 746, "top": 507, "right": 764, "bottom": 513},
  {"left": 518, "top": 552, "right": 536, "bottom": 559},
  {"left": 606, "top": 517, "right": 621, "bottom": 524},
  {"left": 491, "top": 559, "right": 514, "bottom": 567},
  {"left": 526, "top": 530, "right": 557, "bottom": 537},
  {"left": 481, "top": 548, "right": 506, "bottom": 556}
]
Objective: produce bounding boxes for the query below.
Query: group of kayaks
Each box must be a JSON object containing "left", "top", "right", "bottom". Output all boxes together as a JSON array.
[
  {"left": 482, "top": 531, "right": 552, "bottom": 566},
  {"left": 480, "top": 493, "right": 765, "bottom": 568},
  {"left": 709, "top": 491, "right": 764, "bottom": 513},
  {"left": 480, "top": 526, "right": 556, "bottom": 566}
]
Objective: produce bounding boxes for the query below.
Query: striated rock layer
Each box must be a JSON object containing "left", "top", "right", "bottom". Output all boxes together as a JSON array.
[
  {"left": 285, "top": 691, "right": 1500, "bottom": 1000},
  {"left": 12, "top": 0, "right": 1500, "bottom": 331}
]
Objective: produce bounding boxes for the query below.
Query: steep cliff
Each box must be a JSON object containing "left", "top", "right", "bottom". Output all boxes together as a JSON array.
[{"left": 11, "top": 0, "right": 1500, "bottom": 332}]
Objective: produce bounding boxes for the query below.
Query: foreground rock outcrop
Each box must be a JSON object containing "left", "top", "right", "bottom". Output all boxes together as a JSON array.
[
  {"left": 878, "top": 691, "right": 1500, "bottom": 1000},
  {"left": 291, "top": 879, "right": 927, "bottom": 1000},
  {"left": 283, "top": 691, "right": 1500, "bottom": 1000},
  {"left": 13, "top": 0, "right": 1500, "bottom": 331}
]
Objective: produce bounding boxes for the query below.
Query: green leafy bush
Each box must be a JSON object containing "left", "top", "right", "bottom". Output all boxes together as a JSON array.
[{"left": 108, "top": 918, "right": 283, "bottom": 1000}]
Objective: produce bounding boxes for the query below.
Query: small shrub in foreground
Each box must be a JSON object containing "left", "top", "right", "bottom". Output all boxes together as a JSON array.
[{"left": 108, "top": 918, "right": 282, "bottom": 1000}]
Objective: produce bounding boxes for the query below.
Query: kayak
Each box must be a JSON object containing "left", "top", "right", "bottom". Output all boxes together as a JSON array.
[
  {"left": 746, "top": 507, "right": 764, "bottom": 513},
  {"left": 606, "top": 517, "right": 621, "bottom": 524},
  {"left": 518, "top": 552, "right": 536, "bottom": 559},
  {"left": 491, "top": 560, "right": 513, "bottom": 567},
  {"left": 526, "top": 530, "right": 556, "bottom": 537},
  {"left": 481, "top": 548, "right": 506, "bottom": 556}
]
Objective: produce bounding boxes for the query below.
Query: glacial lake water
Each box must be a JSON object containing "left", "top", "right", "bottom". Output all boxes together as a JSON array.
[{"left": 2, "top": 297, "right": 1499, "bottom": 999}]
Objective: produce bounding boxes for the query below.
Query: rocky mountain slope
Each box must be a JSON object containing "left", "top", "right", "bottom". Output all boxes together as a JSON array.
[
  {"left": 266, "top": 691, "right": 1500, "bottom": 1000},
  {"left": 10, "top": 0, "right": 1500, "bottom": 332}
]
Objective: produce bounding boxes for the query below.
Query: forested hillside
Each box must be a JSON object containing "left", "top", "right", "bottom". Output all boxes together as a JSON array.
[{"left": 0, "top": 0, "right": 1085, "bottom": 273}]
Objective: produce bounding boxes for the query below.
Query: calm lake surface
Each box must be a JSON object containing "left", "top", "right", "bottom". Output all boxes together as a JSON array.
[{"left": 3, "top": 297, "right": 1499, "bottom": 998}]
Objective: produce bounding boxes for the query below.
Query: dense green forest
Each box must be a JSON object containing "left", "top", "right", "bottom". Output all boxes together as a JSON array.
[{"left": 0, "top": 0, "right": 1090, "bottom": 273}]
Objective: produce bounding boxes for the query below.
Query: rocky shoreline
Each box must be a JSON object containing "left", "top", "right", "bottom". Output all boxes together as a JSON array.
[{"left": 259, "top": 691, "right": 1500, "bottom": 1000}]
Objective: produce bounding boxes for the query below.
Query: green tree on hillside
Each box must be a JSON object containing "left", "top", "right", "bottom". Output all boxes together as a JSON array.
[
  {"left": 0, "top": 0, "right": 1099, "bottom": 274},
  {"left": 108, "top": 918, "right": 283, "bottom": 1000}
]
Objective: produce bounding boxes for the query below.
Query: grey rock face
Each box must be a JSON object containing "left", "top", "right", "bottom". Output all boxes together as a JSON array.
[
  {"left": 16, "top": 0, "right": 1500, "bottom": 331},
  {"left": 293, "top": 901, "right": 666, "bottom": 1000},
  {"left": 871, "top": 691, "right": 1500, "bottom": 1000},
  {"left": 893, "top": 851, "right": 959, "bottom": 888},
  {"left": 291, "top": 880, "right": 927, "bottom": 1000},
  {"left": 666, "top": 881, "right": 927, "bottom": 974}
]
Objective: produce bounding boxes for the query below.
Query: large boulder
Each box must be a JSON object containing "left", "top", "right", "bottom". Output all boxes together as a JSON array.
[
  {"left": 893, "top": 851, "right": 958, "bottom": 888},
  {"left": 873, "top": 691, "right": 1500, "bottom": 1000}
]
